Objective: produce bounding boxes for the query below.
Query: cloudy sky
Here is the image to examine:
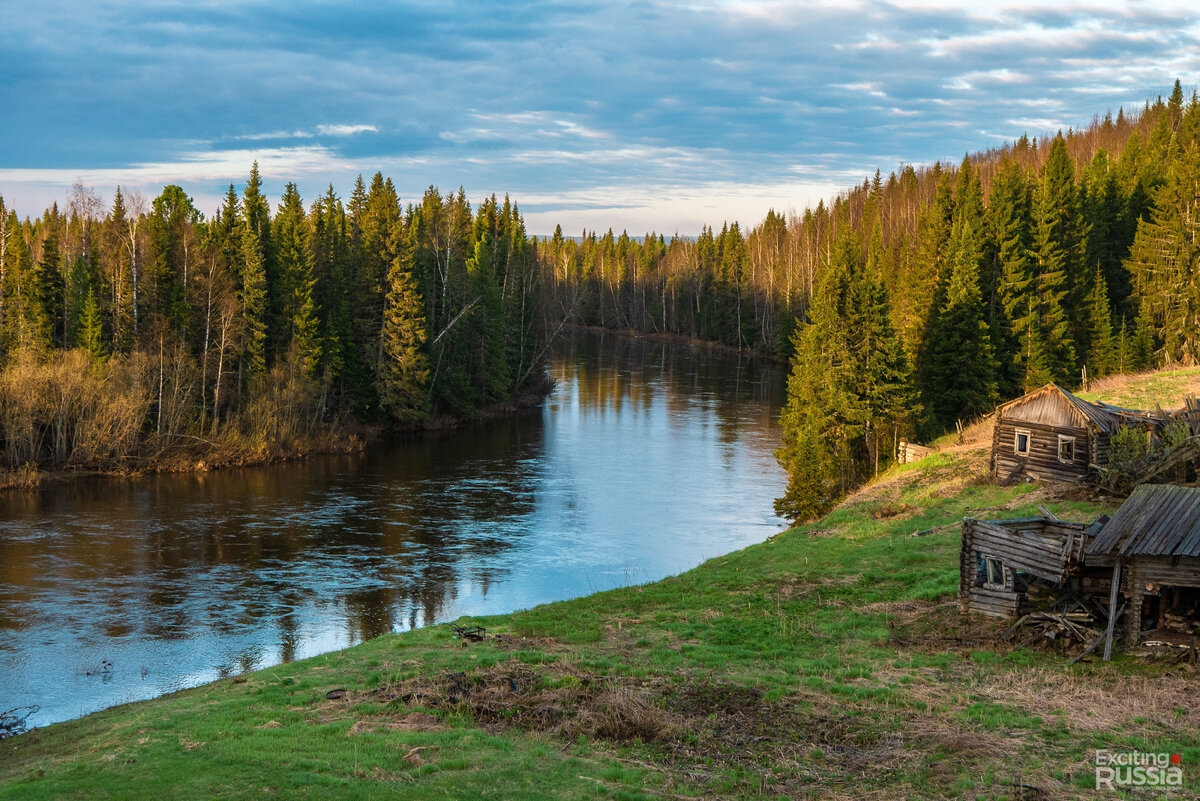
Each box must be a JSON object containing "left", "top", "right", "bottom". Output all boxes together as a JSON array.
[{"left": 1, "top": 1, "right": 1196, "bottom": 235}]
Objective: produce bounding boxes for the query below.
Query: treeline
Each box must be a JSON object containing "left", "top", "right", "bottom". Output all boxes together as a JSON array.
[
  {"left": 0, "top": 166, "right": 546, "bottom": 472},
  {"left": 536, "top": 81, "right": 1200, "bottom": 520}
]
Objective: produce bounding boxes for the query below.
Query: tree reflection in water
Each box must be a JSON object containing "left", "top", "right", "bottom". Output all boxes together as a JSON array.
[{"left": 0, "top": 330, "right": 786, "bottom": 729}]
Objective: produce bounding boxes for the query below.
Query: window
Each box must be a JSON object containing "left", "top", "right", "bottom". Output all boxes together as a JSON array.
[
  {"left": 978, "top": 554, "right": 1008, "bottom": 588},
  {"left": 1057, "top": 435, "right": 1075, "bottom": 464},
  {"left": 1014, "top": 429, "right": 1030, "bottom": 457}
]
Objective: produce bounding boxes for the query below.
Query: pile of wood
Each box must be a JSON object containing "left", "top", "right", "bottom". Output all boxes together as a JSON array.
[
  {"left": 1001, "top": 588, "right": 1125, "bottom": 662},
  {"left": 897, "top": 440, "right": 933, "bottom": 464},
  {"left": 1003, "top": 611, "right": 1100, "bottom": 650}
]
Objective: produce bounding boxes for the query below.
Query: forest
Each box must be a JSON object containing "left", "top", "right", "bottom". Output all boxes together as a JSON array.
[
  {"left": 0, "top": 168, "right": 547, "bottom": 478},
  {"left": 3, "top": 83, "right": 1198, "bottom": 510},
  {"left": 537, "top": 81, "right": 1200, "bottom": 521}
]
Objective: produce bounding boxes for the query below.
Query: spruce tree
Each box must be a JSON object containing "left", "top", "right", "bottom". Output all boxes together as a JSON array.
[
  {"left": 78, "top": 287, "right": 106, "bottom": 361},
  {"left": 988, "top": 159, "right": 1034, "bottom": 394},
  {"left": 1031, "top": 137, "right": 1079, "bottom": 383},
  {"left": 273, "top": 183, "right": 321, "bottom": 374},
  {"left": 1083, "top": 268, "right": 1116, "bottom": 378},
  {"left": 922, "top": 212, "right": 998, "bottom": 430},
  {"left": 379, "top": 253, "right": 431, "bottom": 424},
  {"left": 1124, "top": 138, "right": 1200, "bottom": 365},
  {"left": 237, "top": 219, "right": 268, "bottom": 392}
]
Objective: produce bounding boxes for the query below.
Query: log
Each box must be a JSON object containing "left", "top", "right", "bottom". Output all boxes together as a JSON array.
[{"left": 1103, "top": 560, "right": 1122, "bottom": 662}]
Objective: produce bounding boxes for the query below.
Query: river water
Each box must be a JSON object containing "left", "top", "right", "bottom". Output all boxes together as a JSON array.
[{"left": 0, "top": 331, "right": 786, "bottom": 729}]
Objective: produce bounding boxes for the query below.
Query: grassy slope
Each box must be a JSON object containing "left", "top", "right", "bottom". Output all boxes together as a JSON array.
[{"left": 3, "top": 377, "right": 1199, "bottom": 799}]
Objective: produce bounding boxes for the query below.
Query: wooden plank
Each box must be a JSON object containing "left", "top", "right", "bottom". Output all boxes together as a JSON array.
[
  {"left": 1104, "top": 560, "right": 1122, "bottom": 661},
  {"left": 968, "top": 585, "right": 1021, "bottom": 601},
  {"left": 1129, "top": 557, "right": 1200, "bottom": 586},
  {"left": 970, "top": 538, "right": 1066, "bottom": 569},
  {"left": 971, "top": 528, "right": 1068, "bottom": 560}
]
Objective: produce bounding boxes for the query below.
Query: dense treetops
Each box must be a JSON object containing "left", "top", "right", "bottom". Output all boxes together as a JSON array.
[
  {"left": 3, "top": 82, "right": 1197, "bottom": 517},
  {"left": 0, "top": 168, "right": 546, "bottom": 469},
  {"left": 535, "top": 81, "right": 1200, "bottom": 520}
]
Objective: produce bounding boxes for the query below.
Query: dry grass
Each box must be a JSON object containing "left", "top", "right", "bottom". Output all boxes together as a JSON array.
[
  {"left": 1081, "top": 366, "right": 1200, "bottom": 409},
  {"left": 973, "top": 667, "right": 1200, "bottom": 734}
]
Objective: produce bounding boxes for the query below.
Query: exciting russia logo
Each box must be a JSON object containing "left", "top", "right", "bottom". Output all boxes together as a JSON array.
[{"left": 1095, "top": 750, "right": 1183, "bottom": 790}]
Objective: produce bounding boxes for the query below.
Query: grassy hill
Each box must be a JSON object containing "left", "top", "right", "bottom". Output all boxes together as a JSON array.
[{"left": 3, "top": 372, "right": 1199, "bottom": 799}]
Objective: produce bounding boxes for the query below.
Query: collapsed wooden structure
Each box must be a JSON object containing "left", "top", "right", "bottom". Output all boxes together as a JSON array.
[
  {"left": 958, "top": 514, "right": 1100, "bottom": 619},
  {"left": 961, "top": 484, "right": 1200, "bottom": 655},
  {"left": 990, "top": 384, "right": 1164, "bottom": 484},
  {"left": 1085, "top": 484, "right": 1200, "bottom": 648}
]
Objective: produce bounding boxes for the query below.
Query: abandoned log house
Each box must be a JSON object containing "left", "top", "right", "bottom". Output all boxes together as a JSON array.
[
  {"left": 991, "top": 383, "right": 1162, "bottom": 484},
  {"left": 961, "top": 484, "right": 1200, "bottom": 648},
  {"left": 958, "top": 515, "right": 1098, "bottom": 618},
  {"left": 1085, "top": 483, "right": 1200, "bottom": 647}
]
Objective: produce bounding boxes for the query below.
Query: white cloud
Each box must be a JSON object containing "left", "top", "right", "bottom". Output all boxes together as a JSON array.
[
  {"left": 517, "top": 178, "right": 844, "bottom": 236},
  {"left": 315, "top": 124, "right": 377, "bottom": 137}
]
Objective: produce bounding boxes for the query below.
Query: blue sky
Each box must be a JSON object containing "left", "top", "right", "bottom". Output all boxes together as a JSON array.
[{"left": 1, "top": 1, "right": 1197, "bottom": 235}]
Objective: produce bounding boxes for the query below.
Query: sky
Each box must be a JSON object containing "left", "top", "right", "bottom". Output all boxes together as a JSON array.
[{"left": 1, "top": 1, "right": 1197, "bottom": 236}]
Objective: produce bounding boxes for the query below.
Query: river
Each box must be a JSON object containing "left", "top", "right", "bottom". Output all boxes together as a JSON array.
[{"left": 0, "top": 330, "right": 787, "bottom": 729}]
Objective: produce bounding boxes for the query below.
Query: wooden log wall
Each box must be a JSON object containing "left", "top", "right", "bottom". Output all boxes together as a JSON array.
[
  {"left": 992, "top": 419, "right": 1091, "bottom": 483},
  {"left": 1125, "top": 556, "right": 1200, "bottom": 588},
  {"left": 965, "top": 585, "right": 1020, "bottom": 617},
  {"left": 964, "top": 520, "right": 1081, "bottom": 583},
  {"left": 898, "top": 441, "right": 934, "bottom": 464}
]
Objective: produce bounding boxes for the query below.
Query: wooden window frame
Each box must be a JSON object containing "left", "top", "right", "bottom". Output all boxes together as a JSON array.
[
  {"left": 979, "top": 554, "right": 1010, "bottom": 590},
  {"left": 1013, "top": 428, "right": 1031, "bottom": 457},
  {"left": 1057, "top": 434, "right": 1075, "bottom": 464}
]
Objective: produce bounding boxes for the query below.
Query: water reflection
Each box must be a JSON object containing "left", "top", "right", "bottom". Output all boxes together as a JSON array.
[{"left": 0, "top": 330, "right": 786, "bottom": 728}]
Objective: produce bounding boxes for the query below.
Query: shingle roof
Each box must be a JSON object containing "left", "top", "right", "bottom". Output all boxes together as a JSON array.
[
  {"left": 1087, "top": 483, "right": 1200, "bottom": 558},
  {"left": 995, "top": 383, "right": 1161, "bottom": 435}
]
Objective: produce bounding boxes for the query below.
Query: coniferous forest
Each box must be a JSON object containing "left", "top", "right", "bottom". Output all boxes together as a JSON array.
[
  {"left": 0, "top": 167, "right": 546, "bottom": 477},
  {"left": 536, "top": 82, "right": 1200, "bottom": 520},
  {"left": 3, "top": 83, "right": 1199, "bottom": 512}
]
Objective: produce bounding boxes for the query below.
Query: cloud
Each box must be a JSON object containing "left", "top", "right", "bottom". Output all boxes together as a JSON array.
[
  {"left": 315, "top": 124, "right": 378, "bottom": 137},
  {"left": 1, "top": 0, "right": 1198, "bottom": 232}
]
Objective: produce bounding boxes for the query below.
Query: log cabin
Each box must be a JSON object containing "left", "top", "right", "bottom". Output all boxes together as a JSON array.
[
  {"left": 1085, "top": 484, "right": 1200, "bottom": 646},
  {"left": 990, "top": 384, "right": 1162, "bottom": 484},
  {"left": 960, "top": 485, "right": 1200, "bottom": 650},
  {"left": 959, "top": 515, "right": 1098, "bottom": 618}
]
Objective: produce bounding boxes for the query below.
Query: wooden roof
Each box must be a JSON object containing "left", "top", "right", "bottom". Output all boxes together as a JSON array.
[
  {"left": 1087, "top": 484, "right": 1200, "bottom": 558},
  {"left": 994, "top": 384, "right": 1159, "bottom": 434}
]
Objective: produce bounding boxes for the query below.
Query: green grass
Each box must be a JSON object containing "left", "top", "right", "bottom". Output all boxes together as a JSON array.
[{"left": 2, "top": 445, "right": 1197, "bottom": 799}]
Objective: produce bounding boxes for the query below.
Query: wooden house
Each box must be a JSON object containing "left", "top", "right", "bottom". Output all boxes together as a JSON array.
[
  {"left": 959, "top": 515, "right": 1098, "bottom": 618},
  {"left": 991, "top": 384, "right": 1161, "bottom": 484},
  {"left": 1085, "top": 484, "right": 1200, "bottom": 646}
]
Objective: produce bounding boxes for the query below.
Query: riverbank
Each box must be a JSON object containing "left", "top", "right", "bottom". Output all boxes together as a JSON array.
[
  {"left": 571, "top": 323, "right": 788, "bottom": 363},
  {"left": 0, "top": 376, "right": 555, "bottom": 492},
  {"left": 3, "top": 433, "right": 1196, "bottom": 798}
]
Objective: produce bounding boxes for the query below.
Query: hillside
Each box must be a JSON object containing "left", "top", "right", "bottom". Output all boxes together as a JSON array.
[{"left": 2, "top": 370, "right": 1198, "bottom": 799}]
